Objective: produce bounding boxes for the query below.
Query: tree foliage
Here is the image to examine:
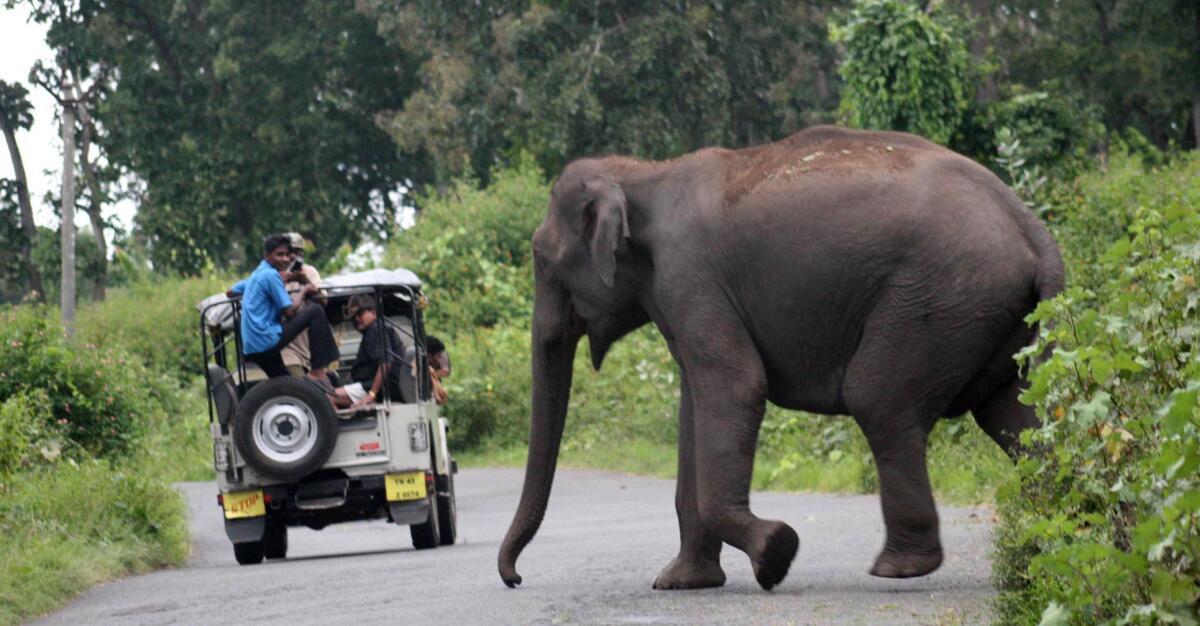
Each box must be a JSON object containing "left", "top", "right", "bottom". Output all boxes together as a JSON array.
[
  {"left": 363, "top": 0, "right": 844, "bottom": 183},
  {"left": 31, "top": 0, "right": 428, "bottom": 273},
  {"left": 0, "top": 79, "right": 44, "bottom": 301},
  {"left": 829, "top": 0, "right": 973, "bottom": 145},
  {"left": 994, "top": 0, "right": 1200, "bottom": 150},
  {"left": 383, "top": 156, "right": 548, "bottom": 332}
]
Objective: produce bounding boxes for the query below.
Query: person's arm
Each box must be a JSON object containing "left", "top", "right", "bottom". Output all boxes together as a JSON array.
[
  {"left": 281, "top": 283, "right": 317, "bottom": 319},
  {"left": 226, "top": 279, "right": 247, "bottom": 298},
  {"left": 352, "top": 362, "right": 388, "bottom": 408},
  {"left": 303, "top": 265, "right": 326, "bottom": 304}
]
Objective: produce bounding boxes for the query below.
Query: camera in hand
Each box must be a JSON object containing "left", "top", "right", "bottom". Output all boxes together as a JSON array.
[{"left": 288, "top": 258, "right": 304, "bottom": 273}]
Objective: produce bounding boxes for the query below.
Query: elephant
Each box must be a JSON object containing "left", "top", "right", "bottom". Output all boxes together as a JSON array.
[{"left": 497, "top": 125, "right": 1064, "bottom": 591}]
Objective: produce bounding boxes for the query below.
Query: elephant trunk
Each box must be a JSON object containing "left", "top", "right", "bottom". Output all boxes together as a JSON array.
[{"left": 498, "top": 278, "right": 581, "bottom": 587}]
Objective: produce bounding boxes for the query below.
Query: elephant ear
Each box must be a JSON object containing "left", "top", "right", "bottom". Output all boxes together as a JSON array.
[{"left": 584, "top": 179, "right": 630, "bottom": 288}]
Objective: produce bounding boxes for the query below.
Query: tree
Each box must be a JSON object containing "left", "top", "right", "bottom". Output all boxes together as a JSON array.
[
  {"left": 0, "top": 80, "right": 44, "bottom": 301},
  {"left": 829, "top": 0, "right": 973, "bottom": 145},
  {"left": 993, "top": 0, "right": 1200, "bottom": 149},
  {"left": 363, "top": 1, "right": 845, "bottom": 183},
  {"left": 72, "top": 69, "right": 111, "bottom": 301},
  {"left": 73, "top": 0, "right": 426, "bottom": 273},
  {"left": 21, "top": 0, "right": 113, "bottom": 305}
]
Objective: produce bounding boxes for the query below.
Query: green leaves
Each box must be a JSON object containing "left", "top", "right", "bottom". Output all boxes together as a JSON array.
[
  {"left": 364, "top": 1, "right": 843, "bottom": 185},
  {"left": 830, "top": 0, "right": 971, "bottom": 145},
  {"left": 383, "top": 156, "right": 548, "bottom": 331},
  {"left": 997, "top": 152, "right": 1200, "bottom": 624},
  {"left": 74, "top": 0, "right": 421, "bottom": 273}
]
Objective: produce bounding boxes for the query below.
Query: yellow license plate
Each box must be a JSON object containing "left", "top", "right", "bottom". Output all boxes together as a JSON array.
[
  {"left": 385, "top": 472, "right": 427, "bottom": 502},
  {"left": 223, "top": 490, "right": 265, "bottom": 519}
]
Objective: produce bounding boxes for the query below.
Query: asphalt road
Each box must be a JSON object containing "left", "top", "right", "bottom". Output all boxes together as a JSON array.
[{"left": 33, "top": 468, "right": 996, "bottom": 625}]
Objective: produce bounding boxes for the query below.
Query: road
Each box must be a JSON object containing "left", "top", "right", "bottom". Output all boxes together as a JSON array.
[{"left": 33, "top": 468, "right": 996, "bottom": 625}]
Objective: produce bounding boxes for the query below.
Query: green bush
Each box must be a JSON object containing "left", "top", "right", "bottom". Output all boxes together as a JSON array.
[
  {"left": 385, "top": 156, "right": 548, "bottom": 332},
  {"left": 994, "top": 152, "right": 1200, "bottom": 624},
  {"left": 76, "top": 275, "right": 230, "bottom": 384},
  {"left": 440, "top": 324, "right": 533, "bottom": 450},
  {"left": 0, "top": 307, "right": 179, "bottom": 458},
  {"left": 830, "top": 0, "right": 972, "bottom": 145},
  {"left": 988, "top": 85, "right": 1105, "bottom": 179},
  {"left": 0, "top": 391, "right": 57, "bottom": 476},
  {"left": 443, "top": 324, "right": 680, "bottom": 453},
  {"left": 0, "top": 457, "right": 190, "bottom": 625},
  {"left": 1047, "top": 145, "right": 1178, "bottom": 296}
]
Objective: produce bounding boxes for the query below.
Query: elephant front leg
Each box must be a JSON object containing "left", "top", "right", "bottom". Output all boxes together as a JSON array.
[
  {"left": 685, "top": 341, "right": 799, "bottom": 591},
  {"left": 653, "top": 370, "right": 726, "bottom": 590}
]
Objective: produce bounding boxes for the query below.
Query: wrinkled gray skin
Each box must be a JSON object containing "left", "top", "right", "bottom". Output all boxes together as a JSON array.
[{"left": 497, "top": 126, "right": 1064, "bottom": 591}]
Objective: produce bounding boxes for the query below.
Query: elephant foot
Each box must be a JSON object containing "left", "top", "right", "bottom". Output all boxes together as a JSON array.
[
  {"left": 869, "top": 547, "right": 943, "bottom": 578},
  {"left": 750, "top": 521, "right": 800, "bottom": 591},
  {"left": 652, "top": 556, "right": 726, "bottom": 590}
]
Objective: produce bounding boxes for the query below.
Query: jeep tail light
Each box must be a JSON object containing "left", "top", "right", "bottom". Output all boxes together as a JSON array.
[{"left": 217, "top": 494, "right": 224, "bottom": 507}]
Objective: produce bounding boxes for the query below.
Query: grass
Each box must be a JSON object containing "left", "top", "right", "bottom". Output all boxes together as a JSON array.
[
  {"left": 0, "top": 458, "right": 191, "bottom": 625},
  {"left": 459, "top": 439, "right": 679, "bottom": 479},
  {"left": 0, "top": 378, "right": 213, "bottom": 626},
  {"left": 459, "top": 412, "right": 1013, "bottom": 507},
  {"left": 136, "top": 381, "right": 219, "bottom": 483}
]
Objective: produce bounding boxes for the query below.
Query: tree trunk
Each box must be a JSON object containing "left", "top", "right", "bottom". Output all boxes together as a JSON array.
[
  {"left": 968, "top": 0, "right": 997, "bottom": 102},
  {"left": 1192, "top": 92, "right": 1199, "bottom": 150},
  {"left": 74, "top": 86, "right": 106, "bottom": 302},
  {"left": 1, "top": 119, "right": 44, "bottom": 301},
  {"left": 60, "top": 76, "right": 77, "bottom": 337}
]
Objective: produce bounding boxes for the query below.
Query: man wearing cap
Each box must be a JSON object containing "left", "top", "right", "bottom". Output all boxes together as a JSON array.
[
  {"left": 228, "top": 233, "right": 339, "bottom": 383},
  {"left": 329, "top": 295, "right": 405, "bottom": 409}
]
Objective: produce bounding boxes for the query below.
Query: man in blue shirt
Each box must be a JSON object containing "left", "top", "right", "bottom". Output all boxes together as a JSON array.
[{"left": 230, "top": 233, "right": 338, "bottom": 383}]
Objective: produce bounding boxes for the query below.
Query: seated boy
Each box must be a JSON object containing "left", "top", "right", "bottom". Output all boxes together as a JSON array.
[{"left": 230, "top": 233, "right": 338, "bottom": 385}]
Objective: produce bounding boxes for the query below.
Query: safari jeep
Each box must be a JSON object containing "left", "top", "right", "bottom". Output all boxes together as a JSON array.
[{"left": 197, "top": 268, "right": 457, "bottom": 565}]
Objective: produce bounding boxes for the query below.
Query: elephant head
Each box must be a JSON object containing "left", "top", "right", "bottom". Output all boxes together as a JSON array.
[{"left": 498, "top": 162, "right": 651, "bottom": 587}]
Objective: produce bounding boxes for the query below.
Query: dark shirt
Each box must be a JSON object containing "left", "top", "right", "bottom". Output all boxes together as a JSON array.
[{"left": 351, "top": 321, "right": 405, "bottom": 399}]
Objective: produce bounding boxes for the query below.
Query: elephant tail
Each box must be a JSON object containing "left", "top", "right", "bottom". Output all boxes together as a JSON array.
[
  {"left": 995, "top": 180, "right": 1064, "bottom": 305},
  {"left": 1030, "top": 223, "right": 1065, "bottom": 305},
  {"left": 1012, "top": 198, "right": 1064, "bottom": 366}
]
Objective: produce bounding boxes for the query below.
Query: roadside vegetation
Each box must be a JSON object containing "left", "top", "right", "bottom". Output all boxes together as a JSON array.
[
  {"left": 0, "top": 278, "right": 220, "bottom": 624},
  {"left": 992, "top": 152, "right": 1200, "bottom": 625}
]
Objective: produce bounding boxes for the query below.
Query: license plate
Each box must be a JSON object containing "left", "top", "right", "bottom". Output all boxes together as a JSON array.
[
  {"left": 385, "top": 472, "right": 427, "bottom": 502},
  {"left": 223, "top": 490, "right": 265, "bottom": 519}
]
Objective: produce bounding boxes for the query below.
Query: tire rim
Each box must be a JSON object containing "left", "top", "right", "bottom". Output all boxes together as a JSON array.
[{"left": 252, "top": 396, "right": 319, "bottom": 464}]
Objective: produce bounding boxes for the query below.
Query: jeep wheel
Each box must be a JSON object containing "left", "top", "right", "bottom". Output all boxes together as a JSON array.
[
  {"left": 410, "top": 494, "right": 440, "bottom": 549},
  {"left": 233, "top": 377, "right": 338, "bottom": 481},
  {"left": 233, "top": 541, "right": 264, "bottom": 565},
  {"left": 436, "top": 472, "right": 457, "bottom": 546},
  {"left": 263, "top": 517, "right": 288, "bottom": 560}
]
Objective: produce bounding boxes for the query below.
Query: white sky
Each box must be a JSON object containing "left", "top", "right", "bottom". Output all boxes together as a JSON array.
[{"left": 0, "top": 5, "right": 134, "bottom": 241}]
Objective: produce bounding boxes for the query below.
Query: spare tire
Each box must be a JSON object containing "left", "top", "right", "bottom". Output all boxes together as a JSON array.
[{"left": 233, "top": 377, "right": 338, "bottom": 481}]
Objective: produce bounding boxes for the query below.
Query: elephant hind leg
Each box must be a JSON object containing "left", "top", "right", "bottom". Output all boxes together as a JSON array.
[
  {"left": 851, "top": 411, "right": 944, "bottom": 579},
  {"left": 972, "top": 375, "right": 1041, "bottom": 459},
  {"left": 842, "top": 311, "right": 965, "bottom": 579}
]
